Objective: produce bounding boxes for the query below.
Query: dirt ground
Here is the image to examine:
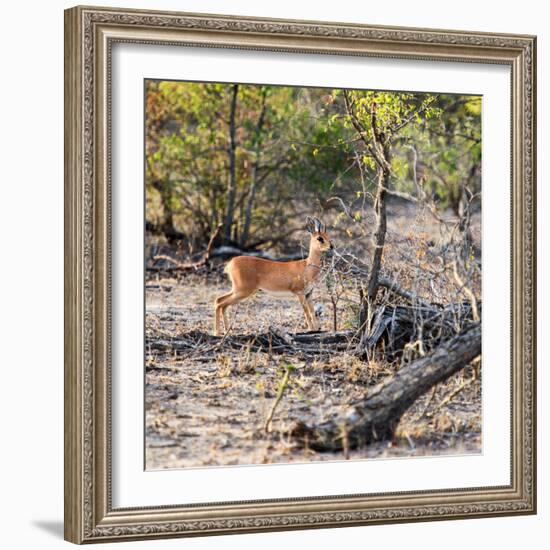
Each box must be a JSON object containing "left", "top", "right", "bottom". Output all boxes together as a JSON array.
[
  {"left": 146, "top": 274, "right": 481, "bottom": 468},
  {"left": 145, "top": 203, "right": 482, "bottom": 469}
]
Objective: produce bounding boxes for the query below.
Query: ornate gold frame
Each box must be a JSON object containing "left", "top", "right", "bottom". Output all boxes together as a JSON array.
[{"left": 64, "top": 5, "right": 537, "bottom": 544}]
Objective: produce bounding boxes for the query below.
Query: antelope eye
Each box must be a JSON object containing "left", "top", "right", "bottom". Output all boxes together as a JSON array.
[{"left": 317, "top": 236, "right": 324, "bottom": 243}]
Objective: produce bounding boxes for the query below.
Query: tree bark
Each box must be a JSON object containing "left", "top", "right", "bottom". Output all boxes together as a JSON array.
[
  {"left": 223, "top": 84, "right": 239, "bottom": 242},
  {"left": 150, "top": 179, "right": 179, "bottom": 241},
  {"left": 289, "top": 323, "right": 481, "bottom": 451},
  {"left": 358, "top": 101, "right": 392, "bottom": 332},
  {"left": 359, "top": 161, "right": 390, "bottom": 331},
  {"left": 240, "top": 87, "right": 268, "bottom": 247},
  {"left": 366, "top": 165, "right": 389, "bottom": 301}
]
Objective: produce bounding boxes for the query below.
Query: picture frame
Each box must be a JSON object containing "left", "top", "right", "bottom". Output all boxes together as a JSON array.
[{"left": 64, "top": 5, "right": 537, "bottom": 544}]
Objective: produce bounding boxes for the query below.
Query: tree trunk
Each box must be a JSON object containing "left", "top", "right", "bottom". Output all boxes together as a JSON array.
[
  {"left": 289, "top": 323, "right": 481, "bottom": 452},
  {"left": 240, "top": 162, "right": 259, "bottom": 247},
  {"left": 150, "top": 179, "right": 179, "bottom": 241},
  {"left": 160, "top": 200, "right": 175, "bottom": 237},
  {"left": 223, "top": 84, "right": 239, "bottom": 242},
  {"left": 359, "top": 161, "right": 390, "bottom": 332},
  {"left": 367, "top": 166, "right": 389, "bottom": 301},
  {"left": 241, "top": 88, "right": 268, "bottom": 247}
]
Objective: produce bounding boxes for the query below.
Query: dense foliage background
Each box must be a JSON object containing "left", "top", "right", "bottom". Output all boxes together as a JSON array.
[{"left": 145, "top": 80, "right": 481, "bottom": 251}]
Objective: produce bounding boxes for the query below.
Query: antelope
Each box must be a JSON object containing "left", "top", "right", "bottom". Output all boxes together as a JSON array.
[{"left": 214, "top": 217, "right": 333, "bottom": 335}]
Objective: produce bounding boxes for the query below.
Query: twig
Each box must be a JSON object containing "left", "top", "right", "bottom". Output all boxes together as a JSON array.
[
  {"left": 264, "top": 366, "right": 292, "bottom": 433},
  {"left": 390, "top": 95, "right": 439, "bottom": 135},
  {"left": 452, "top": 261, "right": 480, "bottom": 322},
  {"left": 151, "top": 224, "right": 222, "bottom": 271},
  {"left": 415, "top": 384, "right": 438, "bottom": 421},
  {"left": 428, "top": 367, "right": 478, "bottom": 416},
  {"left": 378, "top": 275, "right": 433, "bottom": 309},
  {"left": 204, "top": 223, "right": 223, "bottom": 260},
  {"left": 325, "top": 196, "right": 355, "bottom": 221}
]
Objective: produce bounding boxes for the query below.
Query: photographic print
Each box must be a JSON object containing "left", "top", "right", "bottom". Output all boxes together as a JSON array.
[
  {"left": 65, "top": 7, "right": 536, "bottom": 542},
  {"left": 144, "top": 80, "right": 482, "bottom": 470}
]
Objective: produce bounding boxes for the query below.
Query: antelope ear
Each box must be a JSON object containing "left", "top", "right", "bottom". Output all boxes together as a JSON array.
[
  {"left": 314, "top": 217, "right": 324, "bottom": 233},
  {"left": 305, "top": 216, "right": 315, "bottom": 233}
]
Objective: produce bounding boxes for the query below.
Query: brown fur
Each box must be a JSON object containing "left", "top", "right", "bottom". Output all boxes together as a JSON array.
[{"left": 214, "top": 225, "right": 333, "bottom": 335}]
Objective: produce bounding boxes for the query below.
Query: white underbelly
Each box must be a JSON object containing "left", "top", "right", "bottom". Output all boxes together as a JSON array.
[{"left": 260, "top": 289, "right": 296, "bottom": 299}]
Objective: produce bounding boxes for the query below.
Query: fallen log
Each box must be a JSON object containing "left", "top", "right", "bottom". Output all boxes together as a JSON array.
[{"left": 288, "top": 323, "right": 481, "bottom": 451}]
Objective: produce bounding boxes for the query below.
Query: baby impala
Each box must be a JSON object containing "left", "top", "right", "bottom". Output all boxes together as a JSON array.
[{"left": 214, "top": 217, "right": 333, "bottom": 335}]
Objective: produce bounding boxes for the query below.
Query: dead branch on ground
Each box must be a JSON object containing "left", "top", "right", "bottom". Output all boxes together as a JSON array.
[
  {"left": 147, "top": 327, "right": 356, "bottom": 360},
  {"left": 288, "top": 323, "right": 481, "bottom": 452},
  {"left": 264, "top": 365, "right": 292, "bottom": 433},
  {"left": 150, "top": 224, "right": 222, "bottom": 271}
]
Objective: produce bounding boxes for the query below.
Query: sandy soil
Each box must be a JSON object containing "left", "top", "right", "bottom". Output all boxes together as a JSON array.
[{"left": 145, "top": 272, "right": 481, "bottom": 470}]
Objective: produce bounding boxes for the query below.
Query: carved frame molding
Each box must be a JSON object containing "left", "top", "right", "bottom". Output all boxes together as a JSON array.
[{"left": 64, "top": 5, "right": 536, "bottom": 543}]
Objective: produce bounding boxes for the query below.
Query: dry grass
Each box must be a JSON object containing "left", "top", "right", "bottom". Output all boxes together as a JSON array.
[{"left": 145, "top": 203, "right": 482, "bottom": 469}]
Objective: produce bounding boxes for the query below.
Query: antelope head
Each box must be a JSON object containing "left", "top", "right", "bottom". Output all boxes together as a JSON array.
[{"left": 305, "top": 216, "right": 333, "bottom": 253}]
